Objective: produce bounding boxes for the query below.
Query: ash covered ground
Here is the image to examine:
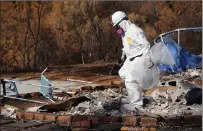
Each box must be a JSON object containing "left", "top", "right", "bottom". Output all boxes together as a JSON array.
[{"left": 58, "top": 69, "right": 202, "bottom": 118}]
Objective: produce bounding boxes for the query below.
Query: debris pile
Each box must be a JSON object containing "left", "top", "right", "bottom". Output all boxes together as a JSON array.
[
  {"left": 50, "top": 69, "right": 202, "bottom": 118},
  {"left": 1, "top": 69, "right": 202, "bottom": 119}
]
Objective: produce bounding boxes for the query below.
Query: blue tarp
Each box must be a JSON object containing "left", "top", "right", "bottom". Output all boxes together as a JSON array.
[{"left": 159, "top": 39, "right": 202, "bottom": 73}]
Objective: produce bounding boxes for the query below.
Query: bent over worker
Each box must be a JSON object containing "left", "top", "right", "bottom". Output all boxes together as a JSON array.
[{"left": 111, "top": 11, "right": 175, "bottom": 110}]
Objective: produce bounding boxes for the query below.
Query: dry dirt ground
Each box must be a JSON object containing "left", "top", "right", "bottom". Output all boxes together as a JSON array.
[{"left": 0, "top": 62, "right": 118, "bottom": 81}]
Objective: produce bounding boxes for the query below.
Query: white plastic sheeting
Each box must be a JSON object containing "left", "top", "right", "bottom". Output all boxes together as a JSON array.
[{"left": 149, "top": 41, "right": 175, "bottom": 65}]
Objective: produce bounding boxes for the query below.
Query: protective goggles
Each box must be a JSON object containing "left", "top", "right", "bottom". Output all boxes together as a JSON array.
[{"left": 115, "top": 24, "right": 121, "bottom": 30}]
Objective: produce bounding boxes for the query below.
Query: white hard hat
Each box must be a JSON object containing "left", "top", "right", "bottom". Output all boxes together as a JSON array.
[{"left": 112, "top": 11, "right": 127, "bottom": 27}]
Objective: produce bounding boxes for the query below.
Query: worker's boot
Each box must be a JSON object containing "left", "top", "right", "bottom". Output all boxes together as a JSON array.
[{"left": 123, "top": 81, "right": 143, "bottom": 111}]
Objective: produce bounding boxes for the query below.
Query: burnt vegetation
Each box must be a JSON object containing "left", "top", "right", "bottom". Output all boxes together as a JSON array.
[{"left": 0, "top": 1, "right": 202, "bottom": 72}]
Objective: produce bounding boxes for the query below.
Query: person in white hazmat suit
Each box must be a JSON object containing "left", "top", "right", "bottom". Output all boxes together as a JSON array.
[{"left": 111, "top": 11, "right": 175, "bottom": 110}]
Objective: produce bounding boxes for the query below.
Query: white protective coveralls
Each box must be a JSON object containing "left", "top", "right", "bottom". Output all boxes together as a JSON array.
[{"left": 118, "top": 20, "right": 175, "bottom": 110}]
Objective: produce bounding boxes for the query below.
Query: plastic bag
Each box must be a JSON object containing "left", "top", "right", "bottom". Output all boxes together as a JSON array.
[{"left": 149, "top": 42, "right": 175, "bottom": 65}]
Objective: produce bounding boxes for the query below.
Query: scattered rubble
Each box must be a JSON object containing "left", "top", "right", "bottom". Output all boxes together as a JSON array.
[
  {"left": 160, "top": 69, "right": 202, "bottom": 81},
  {"left": 1, "top": 69, "right": 202, "bottom": 119},
  {"left": 55, "top": 69, "right": 202, "bottom": 118},
  {"left": 52, "top": 85, "right": 201, "bottom": 118}
]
